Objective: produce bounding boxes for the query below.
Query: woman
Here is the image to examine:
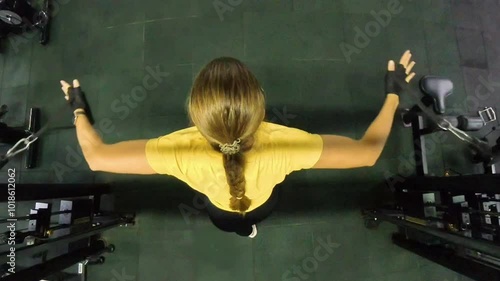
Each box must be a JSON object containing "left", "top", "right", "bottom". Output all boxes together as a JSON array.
[{"left": 60, "top": 50, "right": 416, "bottom": 238}]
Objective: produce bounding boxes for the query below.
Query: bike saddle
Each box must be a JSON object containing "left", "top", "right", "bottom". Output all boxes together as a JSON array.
[{"left": 420, "top": 76, "right": 453, "bottom": 114}]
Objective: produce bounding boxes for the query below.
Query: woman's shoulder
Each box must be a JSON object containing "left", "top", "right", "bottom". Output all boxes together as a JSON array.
[
  {"left": 260, "top": 121, "right": 313, "bottom": 137},
  {"left": 153, "top": 126, "right": 202, "bottom": 141}
]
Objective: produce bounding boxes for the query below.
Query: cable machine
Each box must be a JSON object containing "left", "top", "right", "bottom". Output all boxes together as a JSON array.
[{"left": 363, "top": 76, "right": 500, "bottom": 281}]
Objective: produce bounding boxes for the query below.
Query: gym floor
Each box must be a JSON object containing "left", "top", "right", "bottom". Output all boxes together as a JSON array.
[{"left": 1, "top": 0, "right": 499, "bottom": 280}]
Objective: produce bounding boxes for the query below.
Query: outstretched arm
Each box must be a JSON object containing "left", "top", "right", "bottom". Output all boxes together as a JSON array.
[
  {"left": 61, "top": 80, "right": 157, "bottom": 174},
  {"left": 313, "top": 94, "right": 399, "bottom": 169},
  {"left": 312, "top": 50, "right": 416, "bottom": 169}
]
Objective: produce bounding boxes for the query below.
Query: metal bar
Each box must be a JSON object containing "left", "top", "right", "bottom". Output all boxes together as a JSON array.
[
  {"left": 0, "top": 210, "right": 71, "bottom": 224},
  {"left": 484, "top": 162, "right": 498, "bottom": 174},
  {"left": 421, "top": 203, "right": 500, "bottom": 217},
  {"left": 1, "top": 239, "right": 105, "bottom": 281},
  {"left": 0, "top": 184, "right": 111, "bottom": 202},
  {"left": 25, "top": 108, "right": 41, "bottom": 169},
  {"left": 396, "top": 174, "right": 500, "bottom": 194},
  {"left": 411, "top": 114, "right": 428, "bottom": 176},
  {"left": 392, "top": 232, "right": 500, "bottom": 281},
  {"left": 365, "top": 209, "right": 500, "bottom": 259},
  {"left": 0, "top": 214, "right": 133, "bottom": 264}
]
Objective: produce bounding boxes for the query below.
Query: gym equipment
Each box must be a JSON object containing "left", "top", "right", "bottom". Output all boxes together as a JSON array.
[
  {"left": 401, "top": 75, "right": 499, "bottom": 175},
  {"left": 363, "top": 74, "right": 500, "bottom": 281},
  {"left": 0, "top": 105, "right": 41, "bottom": 169},
  {"left": 420, "top": 76, "right": 453, "bottom": 114},
  {"left": 363, "top": 174, "right": 500, "bottom": 281},
  {"left": 0, "top": 0, "right": 51, "bottom": 46},
  {"left": 418, "top": 76, "right": 496, "bottom": 131},
  {"left": 0, "top": 183, "right": 135, "bottom": 281},
  {"left": 0, "top": 199, "right": 94, "bottom": 244},
  {"left": 0, "top": 86, "right": 95, "bottom": 170}
]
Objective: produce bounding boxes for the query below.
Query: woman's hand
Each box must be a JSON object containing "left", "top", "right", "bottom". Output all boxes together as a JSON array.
[
  {"left": 60, "top": 79, "right": 94, "bottom": 125},
  {"left": 385, "top": 50, "right": 416, "bottom": 95},
  {"left": 60, "top": 79, "right": 86, "bottom": 115}
]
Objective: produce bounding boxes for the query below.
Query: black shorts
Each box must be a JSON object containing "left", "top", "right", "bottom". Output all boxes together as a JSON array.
[{"left": 202, "top": 187, "right": 280, "bottom": 236}]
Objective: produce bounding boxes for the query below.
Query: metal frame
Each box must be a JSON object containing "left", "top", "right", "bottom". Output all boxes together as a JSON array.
[
  {"left": 402, "top": 105, "right": 432, "bottom": 176},
  {"left": 363, "top": 174, "right": 500, "bottom": 280},
  {"left": 0, "top": 0, "right": 51, "bottom": 46},
  {"left": 402, "top": 103, "right": 499, "bottom": 176},
  {"left": 365, "top": 92, "right": 500, "bottom": 280},
  {"left": 0, "top": 183, "right": 134, "bottom": 280},
  {"left": 364, "top": 207, "right": 500, "bottom": 258},
  {"left": 1, "top": 237, "right": 105, "bottom": 281}
]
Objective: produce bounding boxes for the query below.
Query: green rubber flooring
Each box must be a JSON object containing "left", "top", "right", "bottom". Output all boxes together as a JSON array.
[{"left": 2, "top": 0, "right": 499, "bottom": 280}]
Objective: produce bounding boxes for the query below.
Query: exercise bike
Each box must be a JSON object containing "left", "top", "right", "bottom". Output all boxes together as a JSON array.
[
  {"left": 402, "top": 75, "right": 500, "bottom": 175},
  {"left": 0, "top": 0, "right": 51, "bottom": 46}
]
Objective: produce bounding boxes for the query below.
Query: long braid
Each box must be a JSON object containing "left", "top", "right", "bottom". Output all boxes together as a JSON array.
[{"left": 187, "top": 57, "right": 265, "bottom": 215}]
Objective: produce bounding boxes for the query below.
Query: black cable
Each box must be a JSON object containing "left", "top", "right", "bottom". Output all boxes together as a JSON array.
[
  {"left": 406, "top": 84, "right": 494, "bottom": 164},
  {"left": 0, "top": 102, "right": 69, "bottom": 162}
]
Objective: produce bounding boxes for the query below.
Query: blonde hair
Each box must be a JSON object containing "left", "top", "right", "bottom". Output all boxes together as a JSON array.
[{"left": 186, "top": 57, "right": 266, "bottom": 214}]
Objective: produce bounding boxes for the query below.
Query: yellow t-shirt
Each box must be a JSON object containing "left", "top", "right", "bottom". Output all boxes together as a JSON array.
[{"left": 145, "top": 121, "right": 324, "bottom": 212}]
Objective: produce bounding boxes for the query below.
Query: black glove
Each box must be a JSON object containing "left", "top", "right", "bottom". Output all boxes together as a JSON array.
[
  {"left": 67, "top": 86, "right": 94, "bottom": 125},
  {"left": 385, "top": 63, "right": 408, "bottom": 95}
]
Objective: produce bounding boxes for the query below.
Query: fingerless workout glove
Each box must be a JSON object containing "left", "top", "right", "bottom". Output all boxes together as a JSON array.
[
  {"left": 68, "top": 86, "right": 94, "bottom": 125},
  {"left": 385, "top": 63, "right": 408, "bottom": 95}
]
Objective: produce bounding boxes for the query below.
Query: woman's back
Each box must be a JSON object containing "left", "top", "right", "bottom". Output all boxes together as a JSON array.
[{"left": 145, "top": 121, "right": 324, "bottom": 212}]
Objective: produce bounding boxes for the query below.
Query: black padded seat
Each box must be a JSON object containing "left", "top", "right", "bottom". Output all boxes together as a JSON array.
[{"left": 420, "top": 76, "right": 454, "bottom": 114}]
